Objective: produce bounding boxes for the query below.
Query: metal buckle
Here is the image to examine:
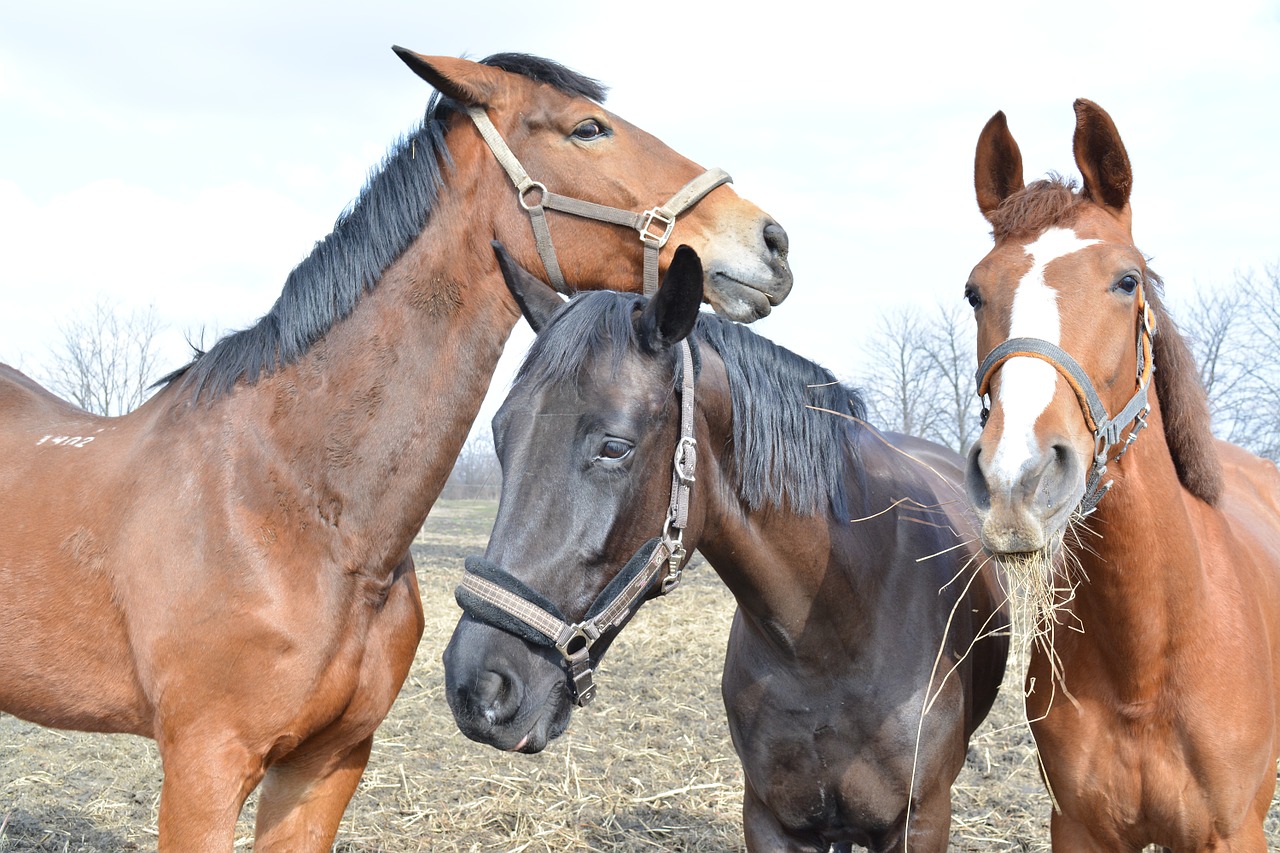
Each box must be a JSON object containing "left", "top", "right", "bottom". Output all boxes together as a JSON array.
[
  {"left": 555, "top": 622, "right": 600, "bottom": 659},
  {"left": 673, "top": 436, "right": 697, "bottom": 484},
  {"left": 518, "top": 180, "right": 548, "bottom": 211},
  {"left": 560, "top": 643, "right": 597, "bottom": 706},
  {"left": 661, "top": 541, "right": 687, "bottom": 594},
  {"left": 638, "top": 206, "right": 675, "bottom": 247},
  {"left": 556, "top": 626, "right": 600, "bottom": 706}
]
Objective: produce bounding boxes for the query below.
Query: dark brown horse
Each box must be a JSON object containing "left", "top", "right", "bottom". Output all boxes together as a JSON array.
[
  {"left": 0, "top": 49, "right": 791, "bottom": 851},
  {"left": 442, "top": 244, "right": 1009, "bottom": 852},
  {"left": 964, "top": 99, "right": 1280, "bottom": 850}
]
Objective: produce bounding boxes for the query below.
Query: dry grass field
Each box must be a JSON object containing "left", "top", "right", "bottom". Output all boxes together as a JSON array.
[{"left": 2, "top": 499, "right": 1277, "bottom": 851}]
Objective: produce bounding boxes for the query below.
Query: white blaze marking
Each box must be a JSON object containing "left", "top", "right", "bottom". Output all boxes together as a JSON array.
[{"left": 990, "top": 227, "right": 1098, "bottom": 484}]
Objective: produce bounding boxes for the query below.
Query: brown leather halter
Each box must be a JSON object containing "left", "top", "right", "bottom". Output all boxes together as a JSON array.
[{"left": 467, "top": 105, "right": 732, "bottom": 295}]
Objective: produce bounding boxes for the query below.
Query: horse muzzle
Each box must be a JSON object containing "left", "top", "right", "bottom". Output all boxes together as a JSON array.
[
  {"left": 442, "top": 617, "right": 573, "bottom": 753},
  {"left": 700, "top": 219, "right": 792, "bottom": 321},
  {"left": 965, "top": 438, "right": 1084, "bottom": 555}
]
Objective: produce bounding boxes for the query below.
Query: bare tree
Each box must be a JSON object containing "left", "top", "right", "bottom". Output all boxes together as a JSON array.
[
  {"left": 919, "top": 301, "right": 981, "bottom": 454},
  {"left": 43, "top": 297, "right": 163, "bottom": 416},
  {"left": 859, "top": 307, "right": 941, "bottom": 442},
  {"left": 856, "top": 300, "right": 979, "bottom": 454},
  {"left": 441, "top": 427, "right": 503, "bottom": 500},
  {"left": 1175, "top": 265, "right": 1280, "bottom": 462}
]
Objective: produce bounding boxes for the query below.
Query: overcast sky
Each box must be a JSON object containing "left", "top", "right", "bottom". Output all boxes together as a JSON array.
[{"left": 2, "top": 1, "right": 1277, "bottom": 432}]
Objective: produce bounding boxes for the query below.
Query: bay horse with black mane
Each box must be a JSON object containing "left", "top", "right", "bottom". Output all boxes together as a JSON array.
[
  {"left": 964, "top": 99, "right": 1280, "bottom": 850},
  {"left": 442, "top": 243, "right": 1009, "bottom": 851},
  {"left": 0, "top": 47, "right": 791, "bottom": 851}
]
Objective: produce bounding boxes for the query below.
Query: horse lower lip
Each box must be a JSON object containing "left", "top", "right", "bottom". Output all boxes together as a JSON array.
[
  {"left": 708, "top": 274, "right": 774, "bottom": 320},
  {"left": 509, "top": 734, "right": 529, "bottom": 751}
]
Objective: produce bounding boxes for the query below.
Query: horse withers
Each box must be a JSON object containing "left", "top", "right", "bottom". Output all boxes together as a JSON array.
[
  {"left": 443, "top": 243, "right": 1009, "bottom": 852},
  {"left": 0, "top": 48, "right": 791, "bottom": 851},
  {"left": 964, "top": 99, "right": 1280, "bottom": 850}
]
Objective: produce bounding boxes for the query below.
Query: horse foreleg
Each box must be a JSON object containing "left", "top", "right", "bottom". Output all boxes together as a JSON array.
[
  {"left": 891, "top": 790, "right": 952, "bottom": 853},
  {"left": 253, "top": 735, "right": 374, "bottom": 852},
  {"left": 156, "top": 739, "right": 264, "bottom": 852}
]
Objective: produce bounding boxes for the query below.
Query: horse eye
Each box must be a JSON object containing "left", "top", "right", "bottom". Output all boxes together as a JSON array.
[
  {"left": 572, "top": 120, "right": 606, "bottom": 141},
  {"left": 964, "top": 286, "right": 983, "bottom": 310},
  {"left": 1115, "top": 274, "right": 1140, "bottom": 295},
  {"left": 598, "top": 438, "right": 633, "bottom": 461}
]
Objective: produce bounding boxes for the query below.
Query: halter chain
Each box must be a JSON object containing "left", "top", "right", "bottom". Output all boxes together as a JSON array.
[
  {"left": 468, "top": 105, "right": 731, "bottom": 295},
  {"left": 975, "top": 282, "right": 1157, "bottom": 515},
  {"left": 456, "top": 339, "right": 697, "bottom": 707}
]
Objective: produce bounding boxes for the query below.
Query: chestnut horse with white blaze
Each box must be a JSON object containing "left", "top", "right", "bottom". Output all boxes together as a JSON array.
[
  {"left": 0, "top": 48, "right": 790, "bottom": 851},
  {"left": 964, "top": 99, "right": 1280, "bottom": 850}
]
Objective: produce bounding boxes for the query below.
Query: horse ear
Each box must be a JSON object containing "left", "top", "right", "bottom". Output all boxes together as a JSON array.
[
  {"left": 638, "top": 245, "right": 704, "bottom": 352},
  {"left": 392, "top": 47, "right": 501, "bottom": 106},
  {"left": 1073, "top": 99, "right": 1132, "bottom": 212},
  {"left": 974, "top": 110, "right": 1025, "bottom": 220},
  {"left": 492, "top": 241, "right": 564, "bottom": 333}
]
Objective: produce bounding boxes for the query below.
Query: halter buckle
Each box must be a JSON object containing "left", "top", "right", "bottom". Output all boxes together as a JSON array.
[
  {"left": 555, "top": 622, "right": 601, "bottom": 659},
  {"left": 661, "top": 541, "right": 687, "bottom": 594},
  {"left": 518, "top": 180, "right": 548, "bottom": 211},
  {"left": 638, "top": 206, "right": 676, "bottom": 247},
  {"left": 673, "top": 435, "right": 697, "bottom": 484}
]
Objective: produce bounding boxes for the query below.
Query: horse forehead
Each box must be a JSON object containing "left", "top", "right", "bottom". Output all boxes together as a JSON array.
[{"left": 982, "top": 227, "right": 1101, "bottom": 290}]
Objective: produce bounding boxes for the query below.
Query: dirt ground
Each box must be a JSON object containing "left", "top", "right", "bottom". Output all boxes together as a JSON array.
[{"left": 2, "top": 499, "right": 1277, "bottom": 851}]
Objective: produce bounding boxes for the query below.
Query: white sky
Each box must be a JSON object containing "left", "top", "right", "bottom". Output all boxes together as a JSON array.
[{"left": 2, "top": 1, "right": 1277, "bottom": 434}]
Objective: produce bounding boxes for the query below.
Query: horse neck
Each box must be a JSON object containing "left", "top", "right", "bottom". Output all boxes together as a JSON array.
[
  {"left": 1052, "top": 395, "right": 1208, "bottom": 694},
  {"left": 694, "top": 412, "right": 888, "bottom": 658},
  {"left": 196, "top": 211, "right": 519, "bottom": 575}
]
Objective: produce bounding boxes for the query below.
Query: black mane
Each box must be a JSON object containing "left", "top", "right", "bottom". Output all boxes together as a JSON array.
[
  {"left": 162, "top": 53, "right": 606, "bottom": 401},
  {"left": 516, "top": 292, "right": 865, "bottom": 519}
]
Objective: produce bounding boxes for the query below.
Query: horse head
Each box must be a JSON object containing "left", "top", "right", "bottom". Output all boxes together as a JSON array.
[
  {"left": 441, "top": 243, "right": 706, "bottom": 752},
  {"left": 395, "top": 48, "right": 791, "bottom": 320},
  {"left": 964, "top": 100, "right": 1179, "bottom": 556}
]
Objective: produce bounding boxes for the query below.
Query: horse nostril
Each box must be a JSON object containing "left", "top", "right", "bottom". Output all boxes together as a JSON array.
[
  {"left": 965, "top": 444, "right": 992, "bottom": 512},
  {"left": 1040, "top": 444, "right": 1078, "bottom": 512},
  {"left": 763, "top": 221, "right": 789, "bottom": 259},
  {"left": 468, "top": 668, "right": 520, "bottom": 726}
]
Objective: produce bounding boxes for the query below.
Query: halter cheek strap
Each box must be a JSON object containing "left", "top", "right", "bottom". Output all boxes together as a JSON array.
[
  {"left": 975, "top": 284, "right": 1157, "bottom": 515},
  {"left": 468, "top": 105, "right": 732, "bottom": 295}
]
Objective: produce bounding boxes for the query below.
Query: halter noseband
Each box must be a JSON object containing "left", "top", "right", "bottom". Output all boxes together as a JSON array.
[
  {"left": 468, "top": 105, "right": 732, "bottom": 296},
  {"left": 975, "top": 280, "right": 1157, "bottom": 515},
  {"left": 456, "top": 338, "right": 698, "bottom": 707}
]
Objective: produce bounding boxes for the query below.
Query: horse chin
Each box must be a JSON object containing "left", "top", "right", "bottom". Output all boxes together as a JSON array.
[
  {"left": 703, "top": 269, "right": 788, "bottom": 321},
  {"left": 510, "top": 700, "right": 573, "bottom": 754}
]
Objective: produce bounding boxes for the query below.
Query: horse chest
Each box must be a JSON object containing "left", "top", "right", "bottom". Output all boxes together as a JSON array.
[
  {"left": 726, "top": 659, "right": 955, "bottom": 839},
  {"left": 1035, "top": 694, "right": 1263, "bottom": 847}
]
